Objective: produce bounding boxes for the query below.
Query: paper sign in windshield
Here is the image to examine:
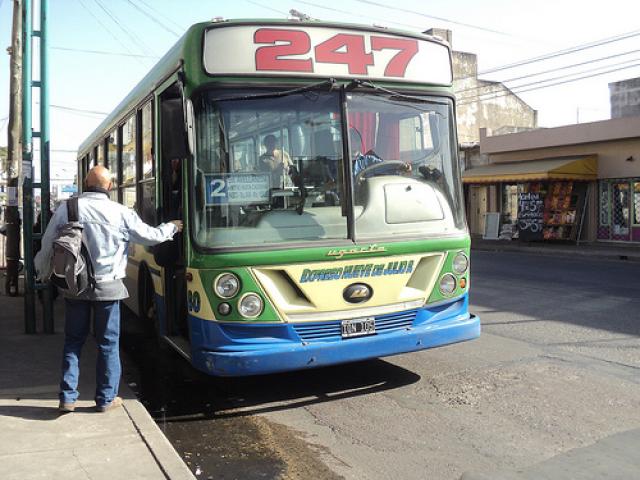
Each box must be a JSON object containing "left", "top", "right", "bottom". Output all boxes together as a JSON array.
[{"left": 205, "top": 173, "right": 271, "bottom": 205}]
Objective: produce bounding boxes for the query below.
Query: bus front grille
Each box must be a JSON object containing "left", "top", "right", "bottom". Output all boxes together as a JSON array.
[{"left": 293, "top": 309, "right": 418, "bottom": 342}]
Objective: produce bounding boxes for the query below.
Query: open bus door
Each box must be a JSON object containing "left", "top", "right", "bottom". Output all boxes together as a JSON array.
[{"left": 154, "top": 82, "right": 190, "bottom": 350}]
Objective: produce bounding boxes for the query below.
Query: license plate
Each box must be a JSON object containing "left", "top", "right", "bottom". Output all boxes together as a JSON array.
[{"left": 341, "top": 317, "right": 376, "bottom": 338}]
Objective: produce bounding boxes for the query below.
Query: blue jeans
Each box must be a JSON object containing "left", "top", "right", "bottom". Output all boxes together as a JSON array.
[{"left": 60, "top": 299, "right": 121, "bottom": 407}]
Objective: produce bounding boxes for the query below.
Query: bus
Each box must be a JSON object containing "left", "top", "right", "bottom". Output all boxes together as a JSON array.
[{"left": 77, "top": 19, "right": 480, "bottom": 376}]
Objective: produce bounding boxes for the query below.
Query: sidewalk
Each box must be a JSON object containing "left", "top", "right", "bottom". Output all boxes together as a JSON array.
[
  {"left": 0, "top": 291, "right": 194, "bottom": 480},
  {"left": 472, "top": 237, "right": 640, "bottom": 262}
]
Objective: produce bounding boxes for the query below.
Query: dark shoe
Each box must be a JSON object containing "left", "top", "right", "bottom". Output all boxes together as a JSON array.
[
  {"left": 95, "top": 396, "right": 123, "bottom": 413},
  {"left": 58, "top": 401, "right": 75, "bottom": 413}
]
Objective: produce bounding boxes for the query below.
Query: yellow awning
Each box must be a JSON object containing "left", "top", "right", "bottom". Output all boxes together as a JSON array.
[{"left": 462, "top": 155, "right": 598, "bottom": 184}]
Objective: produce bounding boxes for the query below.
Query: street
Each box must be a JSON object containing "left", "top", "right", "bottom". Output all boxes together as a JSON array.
[{"left": 122, "top": 251, "right": 640, "bottom": 479}]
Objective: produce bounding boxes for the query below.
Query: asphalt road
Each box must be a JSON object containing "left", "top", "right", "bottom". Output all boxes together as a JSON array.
[{"left": 123, "top": 251, "right": 640, "bottom": 479}]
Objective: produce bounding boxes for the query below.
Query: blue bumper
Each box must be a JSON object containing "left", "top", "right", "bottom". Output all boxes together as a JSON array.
[{"left": 189, "top": 295, "right": 480, "bottom": 376}]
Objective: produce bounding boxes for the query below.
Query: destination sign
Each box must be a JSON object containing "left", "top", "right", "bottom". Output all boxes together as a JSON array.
[{"left": 203, "top": 25, "right": 452, "bottom": 85}]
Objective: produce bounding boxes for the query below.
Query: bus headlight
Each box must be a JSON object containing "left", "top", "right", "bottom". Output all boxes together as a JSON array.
[
  {"left": 214, "top": 273, "right": 240, "bottom": 299},
  {"left": 439, "top": 274, "right": 457, "bottom": 296},
  {"left": 238, "top": 293, "right": 263, "bottom": 318},
  {"left": 452, "top": 252, "right": 469, "bottom": 274}
]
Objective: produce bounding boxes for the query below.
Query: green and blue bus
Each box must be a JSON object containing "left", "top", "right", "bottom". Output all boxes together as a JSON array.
[{"left": 77, "top": 19, "right": 479, "bottom": 376}]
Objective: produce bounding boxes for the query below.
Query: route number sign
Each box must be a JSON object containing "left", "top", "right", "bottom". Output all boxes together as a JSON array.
[
  {"left": 204, "top": 25, "right": 452, "bottom": 85},
  {"left": 204, "top": 173, "right": 271, "bottom": 206}
]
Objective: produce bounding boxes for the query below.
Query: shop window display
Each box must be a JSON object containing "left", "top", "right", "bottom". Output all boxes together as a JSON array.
[
  {"left": 509, "top": 181, "right": 587, "bottom": 241},
  {"left": 542, "top": 181, "right": 581, "bottom": 240}
]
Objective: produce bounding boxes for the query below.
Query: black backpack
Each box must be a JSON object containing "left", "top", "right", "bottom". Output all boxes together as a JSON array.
[{"left": 49, "top": 197, "right": 95, "bottom": 296}]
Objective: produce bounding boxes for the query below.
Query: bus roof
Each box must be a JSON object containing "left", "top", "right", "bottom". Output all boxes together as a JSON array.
[{"left": 78, "top": 19, "right": 451, "bottom": 157}]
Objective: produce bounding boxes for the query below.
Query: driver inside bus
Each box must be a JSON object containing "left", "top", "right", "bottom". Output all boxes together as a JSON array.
[{"left": 259, "top": 134, "right": 292, "bottom": 188}]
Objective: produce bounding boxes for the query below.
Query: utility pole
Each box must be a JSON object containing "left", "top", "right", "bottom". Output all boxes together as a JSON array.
[{"left": 5, "top": 0, "right": 23, "bottom": 297}]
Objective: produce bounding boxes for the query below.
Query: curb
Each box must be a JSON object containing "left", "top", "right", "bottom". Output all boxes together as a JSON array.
[
  {"left": 471, "top": 244, "right": 640, "bottom": 262},
  {"left": 122, "top": 393, "right": 195, "bottom": 479}
]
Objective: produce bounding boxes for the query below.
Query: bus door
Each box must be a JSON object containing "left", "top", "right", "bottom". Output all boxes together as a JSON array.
[{"left": 157, "top": 84, "right": 189, "bottom": 341}]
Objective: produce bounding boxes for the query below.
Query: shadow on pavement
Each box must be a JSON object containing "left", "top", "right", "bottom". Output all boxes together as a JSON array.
[{"left": 120, "top": 310, "right": 421, "bottom": 424}]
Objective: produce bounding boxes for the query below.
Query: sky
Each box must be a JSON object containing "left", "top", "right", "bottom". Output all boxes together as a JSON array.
[{"left": 1, "top": 0, "right": 640, "bottom": 179}]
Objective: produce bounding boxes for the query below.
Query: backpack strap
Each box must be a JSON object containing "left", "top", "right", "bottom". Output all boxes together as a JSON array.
[
  {"left": 67, "top": 197, "right": 80, "bottom": 222},
  {"left": 80, "top": 240, "right": 97, "bottom": 289}
]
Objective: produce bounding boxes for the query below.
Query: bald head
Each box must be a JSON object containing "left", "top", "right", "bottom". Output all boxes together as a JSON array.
[{"left": 86, "top": 165, "right": 112, "bottom": 190}]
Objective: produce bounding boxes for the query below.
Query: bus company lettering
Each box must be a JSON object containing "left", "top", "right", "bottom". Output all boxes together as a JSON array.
[
  {"left": 326, "top": 244, "right": 387, "bottom": 259},
  {"left": 300, "top": 260, "right": 414, "bottom": 283}
]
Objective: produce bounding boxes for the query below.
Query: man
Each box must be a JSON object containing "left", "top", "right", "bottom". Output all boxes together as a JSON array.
[
  {"left": 35, "top": 165, "right": 183, "bottom": 413},
  {"left": 259, "top": 134, "right": 291, "bottom": 187}
]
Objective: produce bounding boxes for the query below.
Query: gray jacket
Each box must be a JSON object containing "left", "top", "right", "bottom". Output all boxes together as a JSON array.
[{"left": 35, "top": 191, "right": 177, "bottom": 283}]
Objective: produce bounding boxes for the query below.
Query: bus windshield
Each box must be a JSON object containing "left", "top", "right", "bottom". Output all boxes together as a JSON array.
[{"left": 192, "top": 89, "right": 465, "bottom": 249}]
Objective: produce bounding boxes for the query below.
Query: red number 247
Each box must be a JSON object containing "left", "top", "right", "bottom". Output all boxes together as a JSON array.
[{"left": 254, "top": 29, "right": 419, "bottom": 77}]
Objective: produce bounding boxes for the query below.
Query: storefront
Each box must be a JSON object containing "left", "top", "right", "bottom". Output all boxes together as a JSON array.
[
  {"left": 467, "top": 117, "right": 640, "bottom": 244},
  {"left": 598, "top": 178, "right": 640, "bottom": 242},
  {"left": 463, "top": 156, "right": 597, "bottom": 241}
]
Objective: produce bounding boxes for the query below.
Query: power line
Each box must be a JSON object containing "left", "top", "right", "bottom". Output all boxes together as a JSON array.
[
  {"left": 137, "top": 0, "right": 186, "bottom": 33},
  {"left": 458, "top": 56, "right": 640, "bottom": 103},
  {"left": 457, "top": 62, "right": 640, "bottom": 106},
  {"left": 93, "top": 0, "right": 155, "bottom": 56},
  {"left": 52, "top": 46, "right": 159, "bottom": 59},
  {"left": 123, "top": 0, "right": 181, "bottom": 37},
  {"left": 296, "top": 0, "right": 425, "bottom": 31},
  {"left": 49, "top": 104, "right": 109, "bottom": 116},
  {"left": 478, "top": 28, "right": 640, "bottom": 77},
  {"left": 76, "top": 0, "right": 134, "bottom": 54},
  {"left": 455, "top": 48, "right": 640, "bottom": 96},
  {"left": 33, "top": 148, "right": 79, "bottom": 153},
  {"left": 353, "top": 0, "right": 519, "bottom": 38},
  {"left": 244, "top": 0, "right": 289, "bottom": 16}
]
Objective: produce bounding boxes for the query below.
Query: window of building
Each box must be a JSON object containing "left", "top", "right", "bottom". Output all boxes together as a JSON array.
[
  {"left": 599, "top": 181, "right": 610, "bottom": 226},
  {"left": 502, "top": 184, "right": 519, "bottom": 225}
]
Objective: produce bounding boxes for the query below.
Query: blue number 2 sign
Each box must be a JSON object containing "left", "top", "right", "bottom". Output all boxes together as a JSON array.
[{"left": 205, "top": 176, "right": 228, "bottom": 205}]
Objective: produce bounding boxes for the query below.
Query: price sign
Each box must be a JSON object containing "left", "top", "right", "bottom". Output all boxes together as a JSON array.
[
  {"left": 205, "top": 173, "right": 271, "bottom": 206},
  {"left": 517, "top": 192, "right": 545, "bottom": 241}
]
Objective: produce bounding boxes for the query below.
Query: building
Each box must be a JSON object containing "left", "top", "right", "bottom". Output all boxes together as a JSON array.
[
  {"left": 609, "top": 77, "right": 640, "bottom": 119},
  {"left": 463, "top": 117, "right": 640, "bottom": 243},
  {"left": 424, "top": 28, "right": 538, "bottom": 144}
]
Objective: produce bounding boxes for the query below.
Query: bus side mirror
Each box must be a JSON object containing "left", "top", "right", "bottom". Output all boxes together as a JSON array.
[{"left": 161, "top": 98, "right": 190, "bottom": 160}]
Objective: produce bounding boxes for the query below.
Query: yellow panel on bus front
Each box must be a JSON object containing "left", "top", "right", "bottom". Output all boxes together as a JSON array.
[{"left": 251, "top": 253, "right": 445, "bottom": 323}]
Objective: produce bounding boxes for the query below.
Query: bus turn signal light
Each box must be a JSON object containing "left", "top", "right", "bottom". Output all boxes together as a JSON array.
[{"left": 460, "top": 278, "right": 467, "bottom": 289}]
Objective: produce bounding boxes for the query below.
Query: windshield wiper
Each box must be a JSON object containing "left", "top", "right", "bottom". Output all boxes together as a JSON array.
[
  {"left": 346, "top": 79, "right": 450, "bottom": 105},
  {"left": 212, "top": 79, "right": 338, "bottom": 103}
]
